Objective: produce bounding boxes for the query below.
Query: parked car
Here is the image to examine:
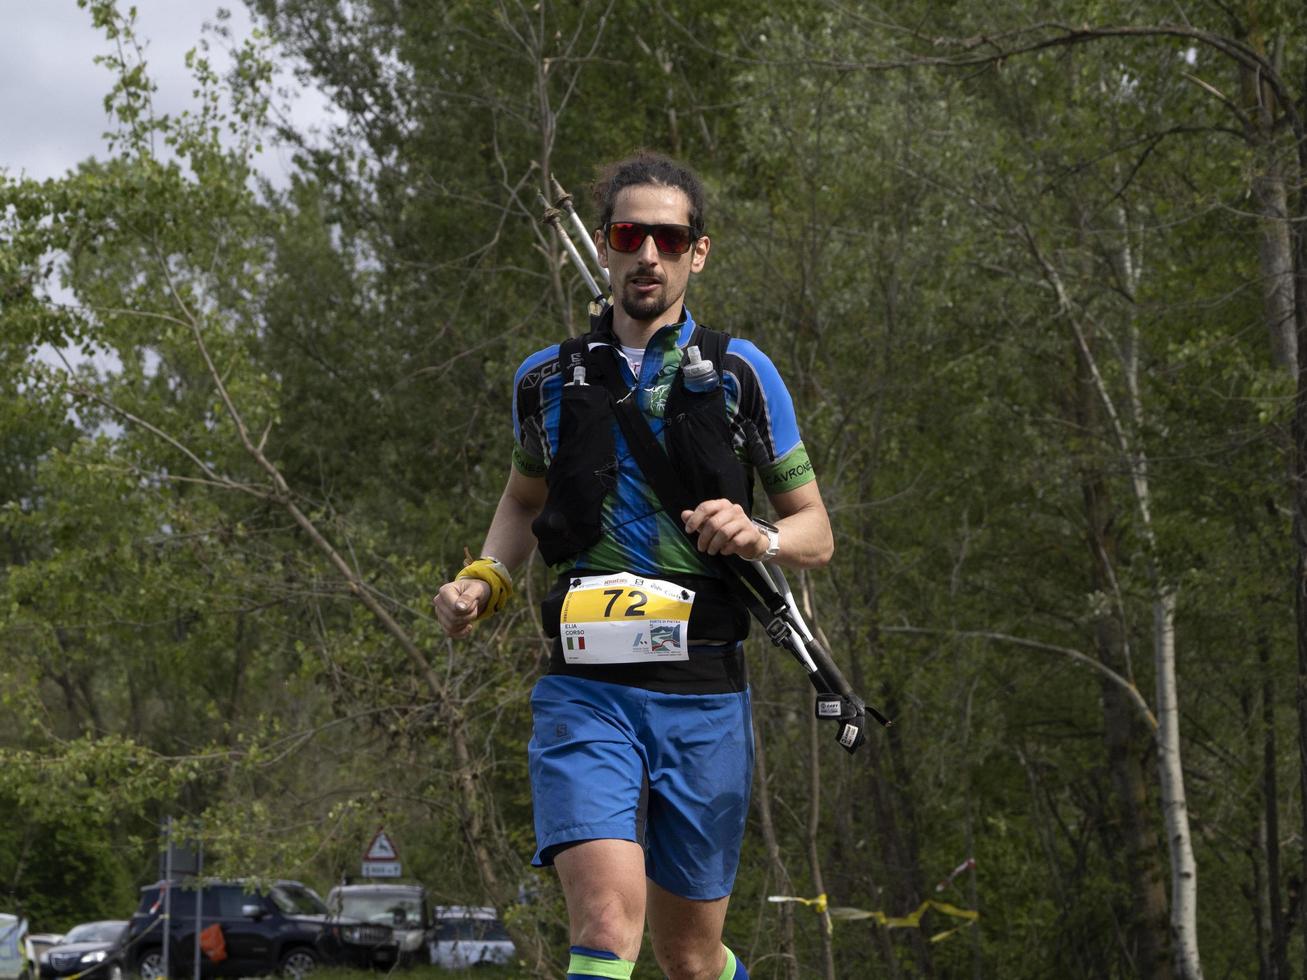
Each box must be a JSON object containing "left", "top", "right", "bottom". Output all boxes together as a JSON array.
[
  {"left": 0, "top": 915, "right": 30, "bottom": 980},
  {"left": 326, "top": 884, "right": 431, "bottom": 968},
  {"left": 39, "top": 921, "right": 129, "bottom": 980},
  {"left": 22, "top": 937, "right": 61, "bottom": 975},
  {"left": 126, "top": 879, "right": 387, "bottom": 979},
  {"left": 429, "top": 907, "right": 515, "bottom": 970}
]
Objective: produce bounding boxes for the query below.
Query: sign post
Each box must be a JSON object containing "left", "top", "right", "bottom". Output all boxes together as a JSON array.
[{"left": 361, "top": 829, "right": 402, "bottom": 878}]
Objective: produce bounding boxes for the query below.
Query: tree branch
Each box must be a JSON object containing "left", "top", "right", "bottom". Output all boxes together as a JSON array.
[{"left": 881, "top": 625, "right": 1158, "bottom": 730}]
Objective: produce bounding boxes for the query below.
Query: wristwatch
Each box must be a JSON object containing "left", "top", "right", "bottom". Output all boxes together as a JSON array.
[{"left": 752, "top": 517, "right": 781, "bottom": 562}]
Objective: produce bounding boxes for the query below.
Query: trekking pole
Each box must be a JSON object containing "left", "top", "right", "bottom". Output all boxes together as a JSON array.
[
  {"left": 750, "top": 560, "right": 892, "bottom": 748},
  {"left": 538, "top": 190, "right": 608, "bottom": 310},
  {"left": 551, "top": 177, "right": 608, "bottom": 285}
]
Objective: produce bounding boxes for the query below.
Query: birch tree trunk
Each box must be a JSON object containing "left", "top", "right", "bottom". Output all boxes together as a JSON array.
[
  {"left": 1029, "top": 222, "right": 1204, "bottom": 979},
  {"left": 1078, "top": 452, "right": 1172, "bottom": 977},
  {"left": 1150, "top": 591, "right": 1202, "bottom": 978}
]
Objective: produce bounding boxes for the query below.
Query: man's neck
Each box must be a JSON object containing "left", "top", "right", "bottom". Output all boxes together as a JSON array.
[{"left": 611, "top": 303, "right": 684, "bottom": 349}]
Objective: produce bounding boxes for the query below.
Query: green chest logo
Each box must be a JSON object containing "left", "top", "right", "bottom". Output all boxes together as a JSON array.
[{"left": 645, "top": 383, "right": 672, "bottom": 417}]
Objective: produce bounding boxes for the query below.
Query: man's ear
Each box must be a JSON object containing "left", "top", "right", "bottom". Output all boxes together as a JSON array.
[
  {"left": 594, "top": 228, "right": 609, "bottom": 269},
  {"left": 690, "top": 234, "right": 711, "bottom": 273}
]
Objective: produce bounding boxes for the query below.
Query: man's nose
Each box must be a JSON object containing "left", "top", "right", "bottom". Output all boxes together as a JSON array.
[{"left": 635, "top": 233, "right": 661, "bottom": 263}]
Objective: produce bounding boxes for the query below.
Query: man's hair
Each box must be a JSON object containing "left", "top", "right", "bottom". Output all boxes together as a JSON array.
[{"left": 593, "top": 151, "right": 707, "bottom": 233}]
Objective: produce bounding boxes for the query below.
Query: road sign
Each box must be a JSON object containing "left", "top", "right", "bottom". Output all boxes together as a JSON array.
[
  {"left": 362, "top": 829, "right": 401, "bottom": 878},
  {"left": 364, "top": 830, "right": 399, "bottom": 861}
]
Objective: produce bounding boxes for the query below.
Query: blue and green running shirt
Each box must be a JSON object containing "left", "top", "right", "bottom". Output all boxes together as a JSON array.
[{"left": 511, "top": 306, "right": 815, "bottom": 580}]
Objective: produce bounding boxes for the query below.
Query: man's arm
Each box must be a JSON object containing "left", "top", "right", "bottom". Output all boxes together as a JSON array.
[
  {"left": 680, "top": 480, "right": 833, "bottom": 570},
  {"left": 432, "top": 467, "right": 547, "bottom": 637},
  {"left": 480, "top": 466, "right": 548, "bottom": 572}
]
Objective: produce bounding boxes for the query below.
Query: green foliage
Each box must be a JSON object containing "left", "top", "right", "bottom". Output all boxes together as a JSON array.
[
  {"left": 0, "top": 790, "right": 135, "bottom": 931},
  {"left": 2, "top": 0, "right": 1306, "bottom": 975}
]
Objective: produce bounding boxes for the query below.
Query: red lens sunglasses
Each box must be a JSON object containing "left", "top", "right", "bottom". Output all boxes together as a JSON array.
[{"left": 604, "top": 222, "right": 701, "bottom": 255}]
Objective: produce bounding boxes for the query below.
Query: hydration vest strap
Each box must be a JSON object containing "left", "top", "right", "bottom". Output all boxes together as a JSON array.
[
  {"left": 589, "top": 349, "right": 777, "bottom": 624},
  {"left": 558, "top": 334, "right": 589, "bottom": 380},
  {"left": 588, "top": 345, "right": 884, "bottom": 750},
  {"left": 691, "top": 323, "right": 730, "bottom": 368},
  {"left": 591, "top": 351, "right": 829, "bottom": 671}
]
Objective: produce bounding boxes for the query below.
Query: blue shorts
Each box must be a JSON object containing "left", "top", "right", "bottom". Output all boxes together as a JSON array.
[{"left": 528, "top": 673, "right": 755, "bottom": 901}]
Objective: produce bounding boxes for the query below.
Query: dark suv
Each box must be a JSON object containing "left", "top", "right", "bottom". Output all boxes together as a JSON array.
[{"left": 126, "top": 880, "right": 385, "bottom": 979}]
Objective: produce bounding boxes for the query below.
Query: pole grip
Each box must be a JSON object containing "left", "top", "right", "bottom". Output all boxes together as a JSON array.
[{"left": 540, "top": 196, "right": 606, "bottom": 304}]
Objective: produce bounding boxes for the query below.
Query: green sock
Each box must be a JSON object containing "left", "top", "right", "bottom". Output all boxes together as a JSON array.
[
  {"left": 567, "top": 945, "right": 635, "bottom": 979},
  {"left": 718, "top": 945, "right": 749, "bottom": 980}
]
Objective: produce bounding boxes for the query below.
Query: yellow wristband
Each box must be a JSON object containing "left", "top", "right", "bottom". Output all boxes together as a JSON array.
[{"left": 454, "top": 554, "right": 513, "bottom": 620}]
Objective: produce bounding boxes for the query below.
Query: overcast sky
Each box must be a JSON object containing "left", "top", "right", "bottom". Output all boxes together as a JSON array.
[
  {"left": 0, "top": 0, "right": 332, "bottom": 183},
  {"left": 4, "top": 1, "right": 335, "bottom": 376}
]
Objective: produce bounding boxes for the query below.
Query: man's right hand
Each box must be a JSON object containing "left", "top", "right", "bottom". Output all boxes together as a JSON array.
[{"left": 432, "top": 579, "right": 492, "bottom": 638}]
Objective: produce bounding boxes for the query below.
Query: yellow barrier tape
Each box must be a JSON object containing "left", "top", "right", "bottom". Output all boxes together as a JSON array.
[
  {"left": 928, "top": 920, "right": 974, "bottom": 944},
  {"left": 768, "top": 895, "right": 978, "bottom": 943},
  {"left": 767, "top": 893, "right": 827, "bottom": 914}
]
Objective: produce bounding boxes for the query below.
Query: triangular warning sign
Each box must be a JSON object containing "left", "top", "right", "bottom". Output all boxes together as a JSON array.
[{"left": 364, "top": 829, "right": 399, "bottom": 861}]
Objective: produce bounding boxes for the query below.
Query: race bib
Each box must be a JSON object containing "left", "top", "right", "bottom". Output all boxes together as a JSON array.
[{"left": 559, "top": 573, "right": 694, "bottom": 664}]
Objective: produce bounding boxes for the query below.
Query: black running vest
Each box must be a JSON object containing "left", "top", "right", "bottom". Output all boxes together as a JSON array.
[{"left": 530, "top": 321, "right": 753, "bottom": 567}]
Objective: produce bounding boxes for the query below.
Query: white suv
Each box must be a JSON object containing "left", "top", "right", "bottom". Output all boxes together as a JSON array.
[{"left": 429, "top": 907, "right": 515, "bottom": 970}]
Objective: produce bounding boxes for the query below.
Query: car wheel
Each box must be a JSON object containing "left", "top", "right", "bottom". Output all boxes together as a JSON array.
[
  {"left": 278, "top": 948, "right": 318, "bottom": 980},
  {"left": 136, "top": 950, "right": 165, "bottom": 980}
]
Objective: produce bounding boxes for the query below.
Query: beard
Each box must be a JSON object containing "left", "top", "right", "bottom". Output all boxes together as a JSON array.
[{"left": 619, "top": 281, "right": 671, "bottom": 322}]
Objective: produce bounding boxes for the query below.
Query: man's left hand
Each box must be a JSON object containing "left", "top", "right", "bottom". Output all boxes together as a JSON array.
[{"left": 681, "top": 499, "right": 769, "bottom": 560}]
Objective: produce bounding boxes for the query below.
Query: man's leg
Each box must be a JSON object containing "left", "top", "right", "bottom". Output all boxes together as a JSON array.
[
  {"left": 555, "top": 839, "right": 647, "bottom": 978},
  {"left": 529, "top": 677, "right": 652, "bottom": 975},
  {"left": 647, "top": 879, "right": 746, "bottom": 980},
  {"left": 639, "top": 683, "right": 753, "bottom": 979}
]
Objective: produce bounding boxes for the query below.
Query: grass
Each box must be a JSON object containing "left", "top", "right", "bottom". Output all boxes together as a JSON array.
[{"left": 312, "top": 967, "right": 523, "bottom": 980}]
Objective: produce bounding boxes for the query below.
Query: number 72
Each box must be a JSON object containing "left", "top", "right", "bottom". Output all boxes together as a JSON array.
[{"left": 603, "top": 588, "right": 648, "bottom": 618}]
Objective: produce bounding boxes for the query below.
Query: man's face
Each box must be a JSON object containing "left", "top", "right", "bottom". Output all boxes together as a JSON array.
[{"left": 596, "top": 183, "right": 710, "bottom": 326}]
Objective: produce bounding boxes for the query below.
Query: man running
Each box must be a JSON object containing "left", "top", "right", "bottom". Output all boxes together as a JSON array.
[{"left": 432, "top": 151, "right": 833, "bottom": 980}]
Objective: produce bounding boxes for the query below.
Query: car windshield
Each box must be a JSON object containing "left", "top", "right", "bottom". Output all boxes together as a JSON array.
[
  {"left": 435, "top": 918, "right": 510, "bottom": 942},
  {"left": 61, "top": 923, "right": 125, "bottom": 945},
  {"left": 335, "top": 893, "right": 423, "bottom": 925},
  {"left": 269, "top": 885, "right": 327, "bottom": 916}
]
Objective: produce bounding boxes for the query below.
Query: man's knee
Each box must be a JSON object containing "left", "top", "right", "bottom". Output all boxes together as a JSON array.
[
  {"left": 556, "top": 839, "right": 648, "bottom": 960},
  {"left": 652, "top": 935, "right": 726, "bottom": 980},
  {"left": 571, "top": 888, "right": 644, "bottom": 959}
]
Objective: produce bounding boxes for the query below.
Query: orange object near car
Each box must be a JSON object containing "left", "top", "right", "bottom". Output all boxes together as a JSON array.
[{"left": 198, "top": 925, "right": 226, "bottom": 964}]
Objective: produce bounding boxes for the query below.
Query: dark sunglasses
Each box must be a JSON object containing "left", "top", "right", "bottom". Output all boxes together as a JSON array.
[{"left": 604, "top": 222, "right": 701, "bottom": 255}]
